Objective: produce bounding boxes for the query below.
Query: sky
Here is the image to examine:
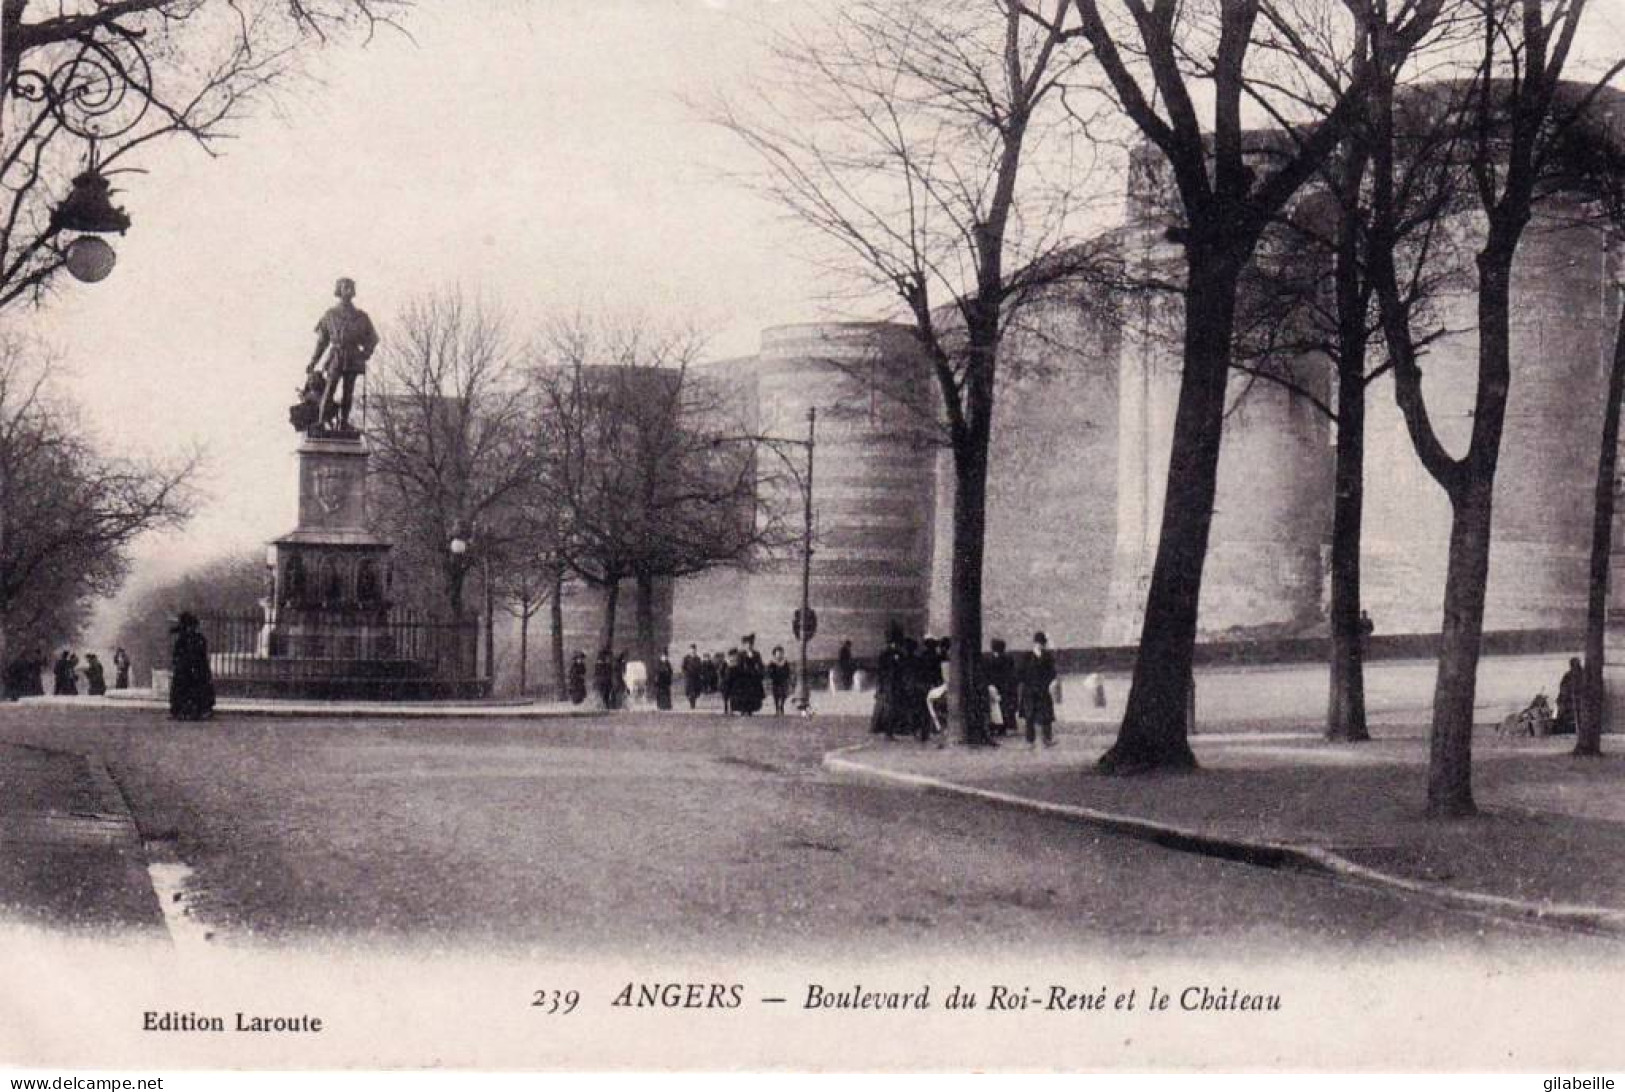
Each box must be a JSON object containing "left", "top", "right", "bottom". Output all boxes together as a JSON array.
[
  {"left": 18, "top": 0, "right": 1625, "bottom": 644},
  {"left": 23, "top": 0, "right": 851, "bottom": 629}
]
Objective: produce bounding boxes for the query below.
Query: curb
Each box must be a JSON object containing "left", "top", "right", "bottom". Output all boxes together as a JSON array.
[
  {"left": 822, "top": 744, "right": 1625, "bottom": 938},
  {"left": 16, "top": 696, "right": 604, "bottom": 720}
]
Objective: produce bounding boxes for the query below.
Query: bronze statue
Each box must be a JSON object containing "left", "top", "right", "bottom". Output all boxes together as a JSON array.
[{"left": 301, "top": 276, "right": 379, "bottom": 433}]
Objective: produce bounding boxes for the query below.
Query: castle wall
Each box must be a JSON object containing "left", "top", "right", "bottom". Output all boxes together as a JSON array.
[
  {"left": 1361, "top": 204, "right": 1614, "bottom": 635},
  {"left": 741, "top": 323, "right": 937, "bottom": 660},
  {"left": 927, "top": 291, "right": 1121, "bottom": 647}
]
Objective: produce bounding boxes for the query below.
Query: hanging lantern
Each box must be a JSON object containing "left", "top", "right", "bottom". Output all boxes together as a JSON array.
[
  {"left": 51, "top": 170, "right": 131, "bottom": 235},
  {"left": 63, "top": 236, "right": 116, "bottom": 283}
]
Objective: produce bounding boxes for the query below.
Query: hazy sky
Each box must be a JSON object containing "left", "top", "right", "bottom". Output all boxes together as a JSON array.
[
  {"left": 19, "top": 0, "right": 1625, "bottom": 642},
  {"left": 24, "top": 0, "right": 852, "bottom": 628}
]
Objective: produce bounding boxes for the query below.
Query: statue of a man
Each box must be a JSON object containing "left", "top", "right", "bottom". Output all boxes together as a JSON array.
[{"left": 307, "top": 277, "right": 379, "bottom": 432}]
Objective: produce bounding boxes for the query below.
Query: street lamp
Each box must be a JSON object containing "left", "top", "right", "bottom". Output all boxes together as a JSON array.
[
  {"left": 10, "top": 30, "right": 151, "bottom": 285},
  {"left": 716, "top": 407, "right": 818, "bottom": 715},
  {"left": 449, "top": 528, "right": 496, "bottom": 689}
]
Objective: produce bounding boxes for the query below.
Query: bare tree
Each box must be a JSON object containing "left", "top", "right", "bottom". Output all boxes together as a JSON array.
[
  {"left": 366, "top": 289, "right": 537, "bottom": 623},
  {"left": 715, "top": 0, "right": 1114, "bottom": 745},
  {"left": 529, "top": 312, "right": 774, "bottom": 664},
  {"left": 1038, "top": 0, "right": 1447, "bottom": 773},
  {"left": 1222, "top": 81, "right": 1475, "bottom": 743},
  {"left": 0, "top": 0, "right": 409, "bottom": 310},
  {"left": 110, "top": 549, "right": 264, "bottom": 684},
  {"left": 0, "top": 329, "right": 197, "bottom": 677},
  {"left": 1367, "top": 1, "right": 1624, "bottom": 815}
]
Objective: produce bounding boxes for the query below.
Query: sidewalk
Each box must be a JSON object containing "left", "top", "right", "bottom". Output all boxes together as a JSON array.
[
  {"left": 0, "top": 742, "right": 165, "bottom": 935},
  {"left": 829, "top": 724, "right": 1625, "bottom": 933}
]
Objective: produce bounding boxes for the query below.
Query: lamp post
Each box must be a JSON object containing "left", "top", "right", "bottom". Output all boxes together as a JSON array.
[
  {"left": 715, "top": 407, "right": 818, "bottom": 714},
  {"left": 449, "top": 528, "right": 496, "bottom": 691}
]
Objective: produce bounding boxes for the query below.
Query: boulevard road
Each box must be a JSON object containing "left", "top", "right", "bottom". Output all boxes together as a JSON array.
[{"left": 0, "top": 705, "right": 1597, "bottom": 957}]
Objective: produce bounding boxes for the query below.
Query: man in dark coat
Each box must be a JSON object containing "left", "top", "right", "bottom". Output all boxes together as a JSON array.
[
  {"left": 1555, "top": 657, "right": 1584, "bottom": 736},
  {"left": 681, "top": 645, "right": 705, "bottom": 709},
  {"left": 52, "top": 650, "right": 78, "bottom": 696},
  {"left": 835, "top": 640, "right": 855, "bottom": 691},
  {"left": 654, "top": 651, "right": 675, "bottom": 711},
  {"left": 113, "top": 647, "right": 131, "bottom": 690},
  {"left": 1017, "top": 631, "right": 1058, "bottom": 748},
  {"left": 985, "top": 638, "right": 1019, "bottom": 737},
  {"left": 593, "top": 648, "right": 614, "bottom": 709},
  {"left": 84, "top": 653, "right": 107, "bottom": 696},
  {"left": 169, "top": 613, "right": 215, "bottom": 721},
  {"left": 871, "top": 633, "right": 903, "bottom": 737},
  {"left": 767, "top": 645, "right": 794, "bottom": 715}
]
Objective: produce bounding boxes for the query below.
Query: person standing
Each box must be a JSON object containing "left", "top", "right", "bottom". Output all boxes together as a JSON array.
[
  {"left": 1555, "top": 657, "right": 1585, "bottom": 736},
  {"left": 567, "top": 651, "right": 588, "bottom": 705},
  {"left": 767, "top": 646, "right": 793, "bottom": 716},
  {"left": 112, "top": 646, "right": 132, "bottom": 690},
  {"left": 84, "top": 653, "right": 107, "bottom": 696},
  {"left": 681, "top": 645, "right": 705, "bottom": 710},
  {"left": 168, "top": 613, "right": 215, "bottom": 721},
  {"left": 1018, "top": 631, "right": 1058, "bottom": 749},
  {"left": 836, "top": 639, "right": 855, "bottom": 692},
  {"left": 593, "top": 648, "right": 614, "bottom": 709},
  {"left": 985, "top": 638, "right": 1019, "bottom": 738},
  {"left": 733, "top": 635, "right": 766, "bottom": 716},
  {"left": 654, "top": 650, "right": 675, "bottom": 711},
  {"left": 612, "top": 652, "right": 630, "bottom": 710},
  {"left": 721, "top": 649, "right": 738, "bottom": 714},
  {"left": 871, "top": 632, "right": 902, "bottom": 738},
  {"left": 52, "top": 650, "right": 78, "bottom": 696}
]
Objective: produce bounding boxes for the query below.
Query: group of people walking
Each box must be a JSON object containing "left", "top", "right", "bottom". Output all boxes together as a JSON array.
[
  {"left": 561, "top": 635, "right": 802, "bottom": 716},
  {"left": 871, "top": 629, "right": 1059, "bottom": 748},
  {"left": 4, "top": 646, "right": 131, "bottom": 699},
  {"left": 680, "top": 637, "right": 796, "bottom": 716}
]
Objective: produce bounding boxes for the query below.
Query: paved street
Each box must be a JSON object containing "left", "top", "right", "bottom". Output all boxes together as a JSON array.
[{"left": 0, "top": 703, "right": 1605, "bottom": 957}]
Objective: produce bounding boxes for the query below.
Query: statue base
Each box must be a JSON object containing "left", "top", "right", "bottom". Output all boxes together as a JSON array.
[{"left": 213, "top": 431, "right": 487, "bottom": 701}]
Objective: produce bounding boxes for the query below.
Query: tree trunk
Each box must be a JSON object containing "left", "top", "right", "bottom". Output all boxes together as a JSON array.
[
  {"left": 483, "top": 565, "right": 496, "bottom": 687},
  {"left": 551, "top": 568, "right": 567, "bottom": 702},
  {"left": 600, "top": 577, "right": 621, "bottom": 654},
  {"left": 518, "top": 607, "right": 530, "bottom": 696},
  {"left": 948, "top": 433, "right": 992, "bottom": 746},
  {"left": 633, "top": 570, "right": 657, "bottom": 668},
  {"left": 1326, "top": 355, "right": 1371, "bottom": 741},
  {"left": 1099, "top": 258, "right": 1239, "bottom": 774},
  {"left": 1427, "top": 477, "right": 1492, "bottom": 817},
  {"left": 1577, "top": 295, "right": 1625, "bottom": 757},
  {"left": 1423, "top": 251, "right": 1517, "bottom": 820}
]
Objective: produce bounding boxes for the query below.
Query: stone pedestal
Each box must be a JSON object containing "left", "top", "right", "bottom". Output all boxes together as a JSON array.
[
  {"left": 217, "top": 430, "right": 483, "bottom": 700},
  {"left": 267, "top": 433, "right": 394, "bottom": 651}
]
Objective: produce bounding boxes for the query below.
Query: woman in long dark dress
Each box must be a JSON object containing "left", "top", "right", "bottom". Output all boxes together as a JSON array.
[
  {"left": 567, "top": 651, "right": 588, "bottom": 705},
  {"left": 653, "top": 651, "right": 674, "bottom": 711},
  {"left": 169, "top": 613, "right": 215, "bottom": 721},
  {"left": 732, "top": 636, "right": 766, "bottom": 716}
]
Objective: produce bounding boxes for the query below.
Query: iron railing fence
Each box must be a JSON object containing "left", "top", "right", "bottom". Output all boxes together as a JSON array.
[{"left": 186, "top": 609, "right": 482, "bottom": 685}]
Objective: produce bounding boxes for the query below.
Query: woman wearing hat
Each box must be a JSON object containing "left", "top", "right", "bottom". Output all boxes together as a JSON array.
[
  {"left": 169, "top": 612, "right": 215, "bottom": 721},
  {"left": 1017, "top": 631, "right": 1058, "bottom": 748}
]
